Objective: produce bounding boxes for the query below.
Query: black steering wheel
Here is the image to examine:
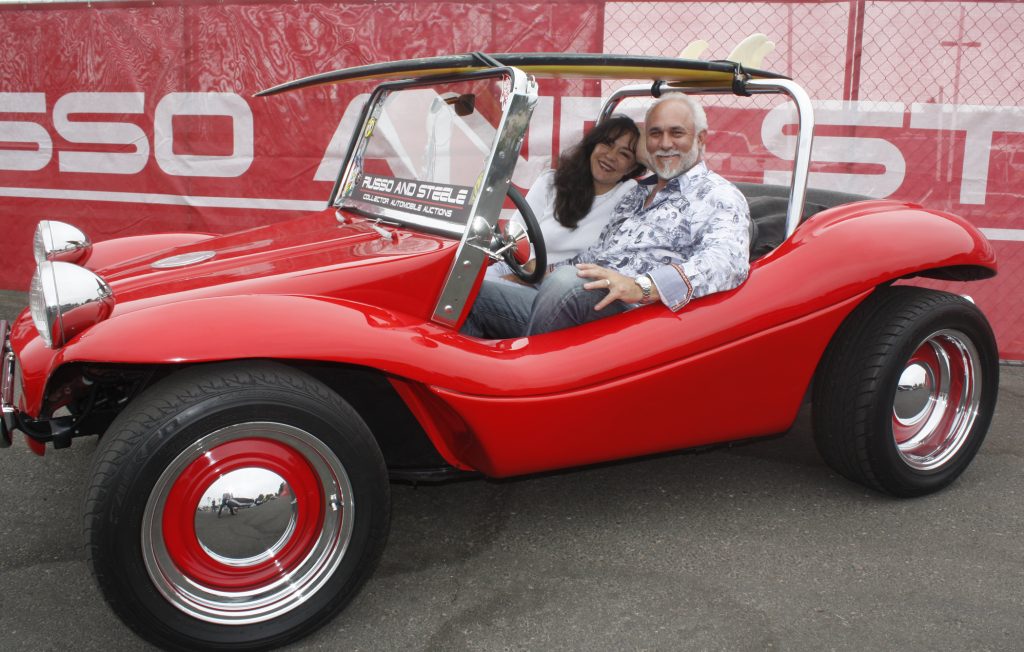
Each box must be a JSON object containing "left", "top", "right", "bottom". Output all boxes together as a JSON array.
[{"left": 503, "top": 185, "right": 547, "bottom": 284}]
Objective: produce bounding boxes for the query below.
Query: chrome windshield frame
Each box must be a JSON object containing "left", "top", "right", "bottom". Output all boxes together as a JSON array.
[
  {"left": 332, "top": 68, "right": 522, "bottom": 237},
  {"left": 332, "top": 66, "right": 539, "bottom": 327},
  {"left": 430, "top": 67, "right": 538, "bottom": 327},
  {"left": 599, "top": 79, "right": 815, "bottom": 239}
]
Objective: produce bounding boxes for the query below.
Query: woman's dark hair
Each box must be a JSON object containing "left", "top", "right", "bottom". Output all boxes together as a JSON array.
[{"left": 552, "top": 115, "right": 645, "bottom": 230}]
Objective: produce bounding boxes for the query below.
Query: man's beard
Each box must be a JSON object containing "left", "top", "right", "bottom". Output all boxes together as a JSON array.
[{"left": 652, "top": 143, "right": 700, "bottom": 180}]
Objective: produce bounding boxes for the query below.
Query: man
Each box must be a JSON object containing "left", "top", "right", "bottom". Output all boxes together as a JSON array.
[
  {"left": 463, "top": 94, "right": 750, "bottom": 338},
  {"left": 218, "top": 492, "right": 238, "bottom": 517}
]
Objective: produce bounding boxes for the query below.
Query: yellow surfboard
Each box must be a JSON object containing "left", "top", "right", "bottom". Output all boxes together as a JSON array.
[{"left": 256, "top": 52, "right": 787, "bottom": 97}]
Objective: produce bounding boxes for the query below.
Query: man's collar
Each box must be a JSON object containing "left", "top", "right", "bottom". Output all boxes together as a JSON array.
[{"left": 681, "top": 160, "right": 709, "bottom": 183}]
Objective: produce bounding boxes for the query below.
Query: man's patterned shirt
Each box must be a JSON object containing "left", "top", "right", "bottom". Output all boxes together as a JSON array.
[{"left": 566, "top": 160, "right": 751, "bottom": 311}]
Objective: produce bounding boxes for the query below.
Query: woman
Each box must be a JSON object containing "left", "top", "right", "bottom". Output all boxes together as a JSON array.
[{"left": 490, "top": 115, "right": 646, "bottom": 280}]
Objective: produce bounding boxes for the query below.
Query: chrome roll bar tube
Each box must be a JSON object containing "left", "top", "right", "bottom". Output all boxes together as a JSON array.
[{"left": 599, "top": 78, "right": 815, "bottom": 239}]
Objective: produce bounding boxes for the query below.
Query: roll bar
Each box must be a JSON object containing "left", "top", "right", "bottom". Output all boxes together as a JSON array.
[{"left": 599, "top": 78, "right": 815, "bottom": 238}]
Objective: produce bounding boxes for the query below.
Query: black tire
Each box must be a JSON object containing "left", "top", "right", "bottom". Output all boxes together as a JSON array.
[
  {"left": 504, "top": 185, "right": 547, "bottom": 284},
  {"left": 84, "top": 361, "right": 390, "bottom": 650},
  {"left": 812, "top": 286, "right": 999, "bottom": 497}
]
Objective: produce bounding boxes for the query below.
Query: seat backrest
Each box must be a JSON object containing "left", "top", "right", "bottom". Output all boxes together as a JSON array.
[{"left": 734, "top": 183, "right": 871, "bottom": 260}]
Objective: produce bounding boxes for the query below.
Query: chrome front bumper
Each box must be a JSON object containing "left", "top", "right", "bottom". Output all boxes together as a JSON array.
[{"left": 1, "top": 319, "right": 17, "bottom": 447}]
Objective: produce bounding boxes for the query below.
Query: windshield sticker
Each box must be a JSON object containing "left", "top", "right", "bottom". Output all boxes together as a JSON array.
[{"left": 354, "top": 174, "right": 473, "bottom": 222}]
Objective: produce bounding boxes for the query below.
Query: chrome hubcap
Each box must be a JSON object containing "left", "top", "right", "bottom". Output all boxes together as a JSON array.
[
  {"left": 894, "top": 363, "right": 934, "bottom": 425},
  {"left": 143, "top": 422, "right": 354, "bottom": 625},
  {"left": 195, "top": 469, "right": 296, "bottom": 565},
  {"left": 891, "top": 329, "right": 981, "bottom": 471}
]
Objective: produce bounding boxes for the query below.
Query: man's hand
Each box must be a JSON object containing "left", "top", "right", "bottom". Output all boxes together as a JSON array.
[{"left": 576, "top": 263, "right": 658, "bottom": 310}]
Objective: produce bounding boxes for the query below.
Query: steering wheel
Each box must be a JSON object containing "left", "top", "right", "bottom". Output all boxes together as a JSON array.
[{"left": 502, "top": 185, "right": 547, "bottom": 284}]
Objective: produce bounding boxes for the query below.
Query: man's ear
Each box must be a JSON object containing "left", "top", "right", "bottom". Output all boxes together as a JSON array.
[{"left": 697, "top": 129, "right": 708, "bottom": 150}]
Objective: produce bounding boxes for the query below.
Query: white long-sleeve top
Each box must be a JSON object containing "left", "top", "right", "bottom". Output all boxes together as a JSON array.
[{"left": 487, "top": 170, "right": 638, "bottom": 278}]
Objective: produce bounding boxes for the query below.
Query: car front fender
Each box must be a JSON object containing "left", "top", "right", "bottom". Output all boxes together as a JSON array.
[{"left": 12, "top": 293, "right": 477, "bottom": 416}]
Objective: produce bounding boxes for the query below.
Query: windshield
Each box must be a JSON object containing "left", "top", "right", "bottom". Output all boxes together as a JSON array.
[
  {"left": 333, "top": 66, "right": 539, "bottom": 329},
  {"left": 338, "top": 75, "right": 512, "bottom": 231}
]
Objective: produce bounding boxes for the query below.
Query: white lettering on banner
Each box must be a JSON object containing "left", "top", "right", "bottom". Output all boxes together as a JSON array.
[
  {"left": 763, "top": 100, "right": 907, "bottom": 197},
  {"left": 54, "top": 92, "right": 148, "bottom": 175},
  {"left": 154, "top": 93, "right": 253, "bottom": 178},
  {"left": 910, "top": 103, "right": 1024, "bottom": 205},
  {"left": 982, "top": 228, "right": 1024, "bottom": 242},
  {"left": 0, "top": 93, "right": 52, "bottom": 171},
  {"left": 1, "top": 91, "right": 254, "bottom": 178}
]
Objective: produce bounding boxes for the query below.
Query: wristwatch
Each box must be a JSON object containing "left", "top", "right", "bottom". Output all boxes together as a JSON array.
[{"left": 634, "top": 274, "right": 654, "bottom": 305}]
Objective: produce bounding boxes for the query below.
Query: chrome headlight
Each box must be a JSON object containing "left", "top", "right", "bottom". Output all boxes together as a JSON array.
[
  {"left": 33, "top": 220, "right": 92, "bottom": 265},
  {"left": 29, "top": 262, "right": 114, "bottom": 349}
]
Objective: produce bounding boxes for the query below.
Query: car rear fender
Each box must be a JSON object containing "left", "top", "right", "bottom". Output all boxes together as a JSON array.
[{"left": 771, "top": 200, "right": 997, "bottom": 288}]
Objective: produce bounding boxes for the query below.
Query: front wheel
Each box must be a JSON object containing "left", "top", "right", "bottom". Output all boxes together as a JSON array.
[
  {"left": 84, "top": 362, "right": 390, "bottom": 650},
  {"left": 812, "top": 286, "right": 999, "bottom": 497}
]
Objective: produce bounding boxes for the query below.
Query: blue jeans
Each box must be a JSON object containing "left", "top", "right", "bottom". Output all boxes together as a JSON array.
[{"left": 462, "top": 266, "right": 629, "bottom": 338}]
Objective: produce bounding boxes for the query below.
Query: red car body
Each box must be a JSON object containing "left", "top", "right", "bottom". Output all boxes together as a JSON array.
[{"left": 9, "top": 198, "right": 994, "bottom": 474}]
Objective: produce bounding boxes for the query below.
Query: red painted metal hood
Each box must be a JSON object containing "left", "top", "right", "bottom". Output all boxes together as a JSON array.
[{"left": 92, "top": 211, "right": 459, "bottom": 319}]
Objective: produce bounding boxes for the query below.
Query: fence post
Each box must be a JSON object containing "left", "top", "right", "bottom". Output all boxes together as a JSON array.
[{"left": 843, "top": 0, "right": 866, "bottom": 101}]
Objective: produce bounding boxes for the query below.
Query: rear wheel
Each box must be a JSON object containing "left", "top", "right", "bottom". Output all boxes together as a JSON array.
[
  {"left": 84, "top": 362, "right": 389, "bottom": 650},
  {"left": 812, "top": 286, "right": 998, "bottom": 497}
]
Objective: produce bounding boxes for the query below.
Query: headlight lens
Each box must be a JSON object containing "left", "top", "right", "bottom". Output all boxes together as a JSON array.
[
  {"left": 32, "top": 226, "right": 46, "bottom": 265},
  {"left": 28, "top": 262, "right": 114, "bottom": 349},
  {"left": 33, "top": 221, "right": 92, "bottom": 265},
  {"left": 29, "top": 263, "right": 58, "bottom": 348}
]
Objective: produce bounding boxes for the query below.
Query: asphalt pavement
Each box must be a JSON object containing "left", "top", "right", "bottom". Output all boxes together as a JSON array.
[{"left": 1, "top": 289, "right": 1022, "bottom": 651}]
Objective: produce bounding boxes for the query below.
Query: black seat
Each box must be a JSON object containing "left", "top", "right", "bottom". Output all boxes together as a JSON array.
[{"left": 735, "top": 183, "right": 871, "bottom": 260}]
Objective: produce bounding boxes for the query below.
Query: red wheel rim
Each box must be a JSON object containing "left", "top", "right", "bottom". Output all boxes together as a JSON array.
[
  {"left": 162, "top": 438, "right": 324, "bottom": 590},
  {"left": 142, "top": 422, "right": 354, "bottom": 625}
]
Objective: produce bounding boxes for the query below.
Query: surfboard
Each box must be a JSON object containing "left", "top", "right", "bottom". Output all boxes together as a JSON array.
[{"left": 256, "top": 52, "right": 788, "bottom": 97}]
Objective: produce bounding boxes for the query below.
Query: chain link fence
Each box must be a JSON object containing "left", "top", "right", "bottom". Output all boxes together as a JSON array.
[
  {"left": 605, "top": 1, "right": 1023, "bottom": 104},
  {"left": 604, "top": 0, "right": 1023, "bottom": 359}
]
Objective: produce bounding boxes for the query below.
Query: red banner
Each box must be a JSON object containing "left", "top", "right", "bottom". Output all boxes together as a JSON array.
[
  {"left": 0, "top": 1, "right": 607, "bottom": 278},
  {"left": 1, "top": 1, "right": 1021, "bottom": 358}
]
